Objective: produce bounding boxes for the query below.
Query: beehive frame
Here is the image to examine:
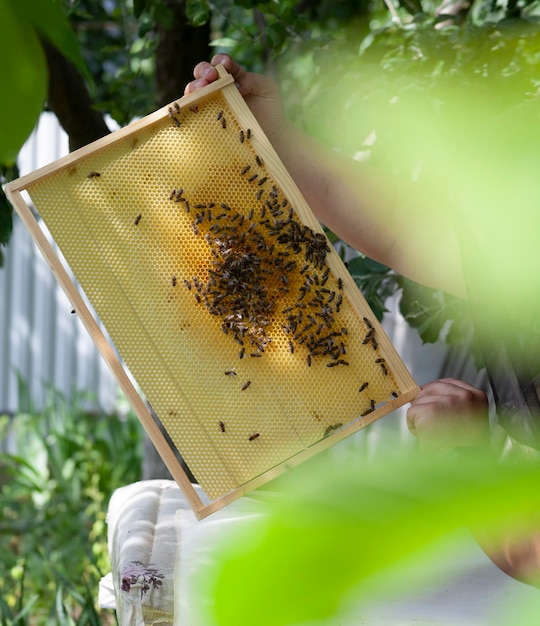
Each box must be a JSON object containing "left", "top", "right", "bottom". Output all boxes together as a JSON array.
[{"left": 5, "top": 66, "right": 419, "bottom": 519}]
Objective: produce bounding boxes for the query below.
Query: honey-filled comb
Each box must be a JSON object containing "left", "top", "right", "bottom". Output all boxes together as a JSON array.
[{"left": 5, "top": 66, "right": 419, "bottom": 518}]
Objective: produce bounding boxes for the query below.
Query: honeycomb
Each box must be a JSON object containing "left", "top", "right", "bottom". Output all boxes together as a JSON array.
[{"left": 10, "top": 80, "right": 417, "bottom": 503}]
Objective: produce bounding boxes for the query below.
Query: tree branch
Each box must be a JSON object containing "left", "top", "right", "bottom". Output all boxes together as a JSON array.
[
  {"left": 42, "top": 39, "right": 111, "bottom": 151},
  {"left": 154, "top": 0, "right": 211, "bottom": 109}
]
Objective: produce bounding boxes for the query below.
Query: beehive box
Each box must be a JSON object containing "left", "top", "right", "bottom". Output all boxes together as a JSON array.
[{"left": 5, "top": 66, "right": 419, "bottom": 518}]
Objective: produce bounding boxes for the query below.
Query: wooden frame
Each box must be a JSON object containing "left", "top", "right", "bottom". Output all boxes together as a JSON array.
[{"left": 5, "top": 67, "right": 419, "bottom": 519}]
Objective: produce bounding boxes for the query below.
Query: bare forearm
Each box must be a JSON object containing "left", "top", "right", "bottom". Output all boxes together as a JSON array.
[{"left": 273, "top": 123, "right": 466, "bottom": 297}]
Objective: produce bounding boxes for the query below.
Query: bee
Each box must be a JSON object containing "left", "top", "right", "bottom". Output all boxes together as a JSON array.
[
  {"left": 168, "top": 189, "right": 176, "bottom": 200},
  {"left": 306, "top": 354, "right": 312, "bottom": 367},
  {"left": 174, "top": 102, "right": 180, "bottom": 113},
  {"left": 87, "top": 171, "right": 101, "bottom": 178},
  {"left": 391, "top": 391, "right": 399, "bottom": 399},
  {"left": 134, "top": 214, "right": 142, "bottom": 225},
  {"left": 241, "top": 165, "right": 251, "bottom": 175},
  {"left": 241, "top": 380, "right": 251, "bottom": 390},
  {"left": 168, "top": 106, "right": 174, "bottom": 118},
  {"left": 361, "top": 406, "right": 374, "bottom": 417},
  {"left": 363, "top": 316, "right": 373, "bottom": 329},
  {"left": 323, "top": 423, "right": 343, "bottom": 437},
  {"left": 216, "top": 110, "right": 223, "bottom": 120},
  {"left": 219, "top": 420, "right": 226, "bottom": 432},
  {"left": 248, "top": 433, "right": 260, "bottom": 441},
  {"left": 337, "top": 277, "right": 343, "bottom": 290},
  {"left": 258, "top": 177, "right": 268, "bottom": 186},
  {"left": 239, "top": 347, "right": 245, "bottom": 359},
  {"left": 224, "top": 370, "right": 237, "bottom": 377},
  {"left": 256, "top": 190, "right": 263, "bottom": 201},
  {"left": 221, "top": 117, "right": 227, "bottom": 129},
  {"left": 358, "top": 382, "right": 369, "bottom": 393},
  {"left": 321, "top": 268, "right": 330, "bottom": 285},
  {"left": 190, "top": 105, "right": 199, "bottom": 113},
  {"left": 362, "top": 329, "right": 374, "bottom": 344},
  {"left": 171, "top": 275, "right": 177, "bottom": 287},
  {"left": 246, "top": 128, "right": 252, "bottom": 139},
  {"left": 375, "top": 358, "right": 388, "bottom": 376},
  {"left": 288, "top": 340, "right": 294, "bottom": 354},
  {"left": 250, "top": 352, "right": 262, "bottom": 357},
  {"left": 255, "top": 155, "right": 263, "bottom": 166},
  {"left": 248, "top": 174, "right": 258, "bottom": 183},
  {"left": 172, "top": 117, "right": 180, "bottom": 127},
  {"left": 239, "top": 130, "right": 245, "bottom": 143}
]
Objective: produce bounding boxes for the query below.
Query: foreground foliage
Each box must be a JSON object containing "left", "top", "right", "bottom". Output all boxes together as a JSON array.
[{"left": 193, "top": 445, "right": 540, "bottom": 625}]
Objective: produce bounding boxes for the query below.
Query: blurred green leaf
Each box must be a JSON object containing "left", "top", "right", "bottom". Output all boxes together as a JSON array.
[
  {"left": 7, "top": 0, "right": 90, "bottom": 83},
  {"left": 195, "top": 450, "right": 540, "bottom": 625},
  {"left": 133, "top": 0, "right": 148, "bottom": 19},
  {"left": 186, "top": 0, "right": 210, "bottom": 26},
  {"left": 0, "top": 2, "right": 46, "bottom": 164}
]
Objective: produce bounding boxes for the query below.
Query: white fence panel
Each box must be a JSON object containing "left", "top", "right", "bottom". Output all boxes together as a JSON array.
[{"left": 0, "top": 114, "right": 119, "bottom": 415}]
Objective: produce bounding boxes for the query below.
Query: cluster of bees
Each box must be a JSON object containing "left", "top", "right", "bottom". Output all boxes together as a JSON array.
[{"left": 166, "top": 114, "right": 351, "bottom": 371}]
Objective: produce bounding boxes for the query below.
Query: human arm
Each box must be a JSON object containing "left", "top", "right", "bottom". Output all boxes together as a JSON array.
[{"left": 185, "top": 54, "right": 466, "bottom": 298}]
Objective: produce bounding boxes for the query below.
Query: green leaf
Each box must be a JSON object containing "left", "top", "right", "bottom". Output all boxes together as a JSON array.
[
  {"left": 347, "top": 255, "right": 391, "bottom": 276},
  {"left": 185, "top": 0, "right": 210, "bottom": 27},
  {"left": 7, "top": 0, "right": 90, "bottom": 83},
  {"left": 133, "top": 0, "right": 148, "bottom": 19},
  {"left": 194, "top": 451, "right": 540, "bottom": 626},
  {"left": 0, "top": 2, "right": 47, "bottom": 163}
]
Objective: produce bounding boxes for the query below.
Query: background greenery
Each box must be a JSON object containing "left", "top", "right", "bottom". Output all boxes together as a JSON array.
[
  {"left": 0, "top": 382, "right": 143, "bottom": 624},
  {"left": 1, "top": 0, "right": 540, "bottom": 622}
]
